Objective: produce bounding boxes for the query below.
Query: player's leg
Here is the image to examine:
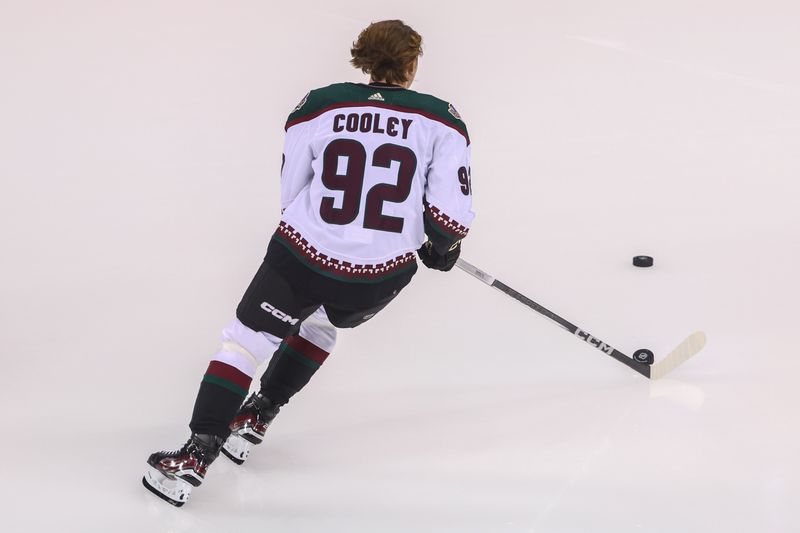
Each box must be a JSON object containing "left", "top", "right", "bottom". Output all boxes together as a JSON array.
[
  {"left": 222, "top": 306, "right": 337, "bottom": 464},
  {"left": 230, "top": 291, "right": 397, "bottom": 465},
  {"left": 143, "top": 259, "right": 318, "bottom": 506},
  {"left": 143, "top": 318, "right": 287, "bottom": 506},
  {"left": 258, "top": 305, "right": 337, "bottom": 406},
  {"left": 190, "top": 259, "right": 320, "bottom": 439},
  {"left": 251, "top": 276, "right": 407, "bottom": 416}
]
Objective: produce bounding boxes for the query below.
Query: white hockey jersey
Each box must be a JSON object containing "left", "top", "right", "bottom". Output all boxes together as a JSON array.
[{"left": 276, "top": 82, "right": 474, "bottom": 282}]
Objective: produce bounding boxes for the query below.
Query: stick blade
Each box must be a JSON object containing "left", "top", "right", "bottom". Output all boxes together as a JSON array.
[{"left": 649, "top": 331, "right": 707, "bottom": 380}]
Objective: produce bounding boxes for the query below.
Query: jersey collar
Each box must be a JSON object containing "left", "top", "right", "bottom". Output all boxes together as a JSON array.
[{"left": 364, "top": 81, "right": 406, "bottom": 89}]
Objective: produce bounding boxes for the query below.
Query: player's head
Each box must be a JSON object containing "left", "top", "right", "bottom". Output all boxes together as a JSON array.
[{"left": 350, "top": 20, "right": 423, "bottom": 88}]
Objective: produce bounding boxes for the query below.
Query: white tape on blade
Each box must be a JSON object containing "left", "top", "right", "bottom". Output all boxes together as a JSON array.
[{"left": 650, "top": 331, "right": 707, "bottom": 380}]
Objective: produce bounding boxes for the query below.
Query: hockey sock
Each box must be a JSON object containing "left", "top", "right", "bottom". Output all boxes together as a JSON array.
[
  {"left": 260, "top": 335, "right": 330, "bottom": 406},
  {"left": 189, "top": 319, "right": 283, "bottom": 437},
  {"left": 189, "top": 361, "right": 252, "bottom": 438}
]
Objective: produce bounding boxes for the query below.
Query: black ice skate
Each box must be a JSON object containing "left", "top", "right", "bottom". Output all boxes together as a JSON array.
[
  {"left": 222, "top": 392, "right": 280, "bottom": 465},
  {"left": 142, "top": 433, "right": 223, "bottom": 507}
]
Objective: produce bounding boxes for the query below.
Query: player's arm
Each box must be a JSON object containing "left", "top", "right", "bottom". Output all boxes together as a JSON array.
[
  {"left": 420, "top": 127, "right": 475, "bottom": 271},
  {"left": 280, "top": 96, "right": 315, "bottom": 212}
]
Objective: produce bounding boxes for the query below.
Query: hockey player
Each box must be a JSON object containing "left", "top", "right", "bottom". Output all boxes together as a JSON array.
[{"left": 143, "top": 19, "right": 474, "bottom": 506}]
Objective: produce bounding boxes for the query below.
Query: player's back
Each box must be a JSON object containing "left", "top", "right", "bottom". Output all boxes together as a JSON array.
[{"left": 278, "top": 82, "right": 474, "bottom": 282}]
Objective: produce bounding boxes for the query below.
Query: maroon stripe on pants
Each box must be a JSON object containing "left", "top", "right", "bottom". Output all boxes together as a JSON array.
[
  {"left": 285, "top": 335, "right": 330, "bottom": 364},
  {"left": 206, "top": 360, "right": 252, "bottom": 391}
]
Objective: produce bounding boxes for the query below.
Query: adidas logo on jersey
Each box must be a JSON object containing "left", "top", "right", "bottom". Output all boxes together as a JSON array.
[{"left": 368, "top": 92, "right": 385, "bottom": 101}]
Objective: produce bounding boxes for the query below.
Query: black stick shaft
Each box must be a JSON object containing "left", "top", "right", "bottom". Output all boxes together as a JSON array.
[{"left": 456, "top": 259, "right": 651, "bottom": 378}]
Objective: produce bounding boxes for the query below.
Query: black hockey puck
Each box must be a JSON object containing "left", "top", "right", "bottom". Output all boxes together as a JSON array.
[
  {"left": 633, "top": 255, "right": 654, "bottom": 267},
  {"left": 633, "top": 349, "right": 654, "bottom": 365}
]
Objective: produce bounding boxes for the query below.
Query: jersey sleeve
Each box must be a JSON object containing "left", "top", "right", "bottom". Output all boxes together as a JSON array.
[
  {"left": 423, "top": 128, "right": 475, "bottom": 254},
  {"left": 280, "top": 118, "right": 315, "bottom": 212}
]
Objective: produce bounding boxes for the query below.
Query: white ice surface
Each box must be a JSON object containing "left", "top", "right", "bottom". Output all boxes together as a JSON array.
[{"left": 1, "top": 1, "right": 799, "bottom": 532}]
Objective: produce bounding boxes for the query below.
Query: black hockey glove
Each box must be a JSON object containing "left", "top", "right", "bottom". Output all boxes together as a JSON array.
[{"left": 417, "top": 240, "right": 461, "bottom": 272}]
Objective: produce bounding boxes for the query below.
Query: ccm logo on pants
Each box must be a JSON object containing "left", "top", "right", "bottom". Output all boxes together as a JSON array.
[{"left": 260, "top": 302, "right": 299, "bottom": 325}]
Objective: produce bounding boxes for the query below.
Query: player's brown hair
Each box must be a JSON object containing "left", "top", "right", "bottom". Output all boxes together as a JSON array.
[{"left": 350, "top": 20, "right": 423, "bottom": 85}]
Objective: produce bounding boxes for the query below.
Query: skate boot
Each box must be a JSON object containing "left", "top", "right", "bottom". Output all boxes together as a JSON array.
[
  {"left": 142, "top": 433, "right": 223, "bottom": 507},
  {"left": 222, "top": 392, "right": 280, "bottom": 465}
]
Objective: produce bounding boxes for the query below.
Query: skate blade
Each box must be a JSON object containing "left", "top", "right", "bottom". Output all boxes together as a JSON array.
[
  {"left": 142, "top": 465, "right": 192, "bottom": 507},
  {"left": 222, "top": 434, "right": 252, "bottom": 465}
]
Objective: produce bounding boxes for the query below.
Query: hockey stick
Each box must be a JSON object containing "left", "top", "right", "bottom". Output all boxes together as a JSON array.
[{"left": 456, "top": 258, "right": 706, "bottom": 379}]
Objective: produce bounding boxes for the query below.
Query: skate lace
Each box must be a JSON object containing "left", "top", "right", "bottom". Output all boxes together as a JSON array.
[
  {"left": 158, "top": 438, "right": 214, "bottom": 460},
  {"left": 155, "top": 440, "right": 193, "bottom": 458}
]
